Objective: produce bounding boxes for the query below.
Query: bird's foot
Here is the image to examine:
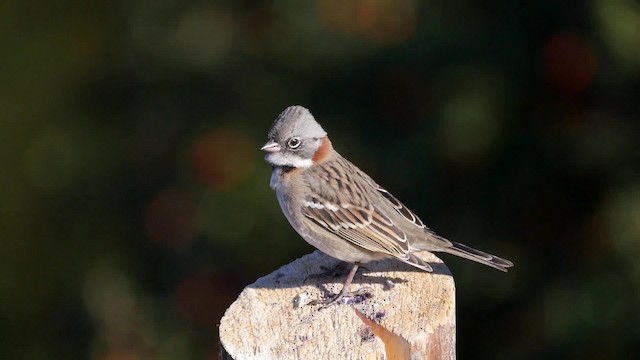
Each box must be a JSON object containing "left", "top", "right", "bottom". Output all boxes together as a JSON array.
[{"left": 309, "top": 286, "right": 373, "bottom": 308}]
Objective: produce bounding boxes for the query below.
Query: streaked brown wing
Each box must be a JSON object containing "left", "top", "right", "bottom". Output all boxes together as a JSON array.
[
  {"left": 301, "top": 197, "right": 410, "bottom": 260},
  {"left": 300, "top": 155, "right": 436, "bottom": 271},
  {"left": 374, "top": 186, "right": 426, "bottom": 229}
]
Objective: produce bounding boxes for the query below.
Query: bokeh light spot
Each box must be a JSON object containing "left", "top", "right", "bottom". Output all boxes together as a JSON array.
[
  {"left": 544, "top": 32, "right": 597, "bottom": 95},
  {"left": 315, "top": 0, "right": 360, "bottom": 34},
  {"left": 440, "top": 93, "right": 500, "bottom": 161},
  {"left": 84, "top": 265, "right": 154, "bottom": 358},
  {"left": 603, "top": 182, "right": 640, "bottom": 256},
  {"left": 167, "top": 9, "right": 236, "bottom": 68},
  {"left": 25, "top": 129, "right": 78, "bottom": 193},
  {"left": 192, "top": 128, "right": 253, "bottom": 190},
  {"left": 436, "top": 69, "right": 506, "bottom": 164},
  {"left": 144, "top": 187, "right": 198, "bottom": 248},
  {"left": 572, "top": 114, "right": 630, "bottom": 168},
  {"left": 543, "top": 287, "right": 576, "bottom": 341},
  {"left": 593, "top": 0, "right": 640, "bottom": 70},
  {"left": 316, "top": 0, "right": 417, "bottom": 45}
]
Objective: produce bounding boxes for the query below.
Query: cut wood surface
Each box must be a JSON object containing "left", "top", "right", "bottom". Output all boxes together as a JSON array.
[{"left": 219, "top": 250, "right": 455, "bottom": 360}]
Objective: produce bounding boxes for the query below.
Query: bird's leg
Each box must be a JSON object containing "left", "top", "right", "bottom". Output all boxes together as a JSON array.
[
  {"left": 326, "top": 262, "right": 360, "bottom": 304},
  {"left": 309, "top": 262, "right": 372, "bottom": 307}
]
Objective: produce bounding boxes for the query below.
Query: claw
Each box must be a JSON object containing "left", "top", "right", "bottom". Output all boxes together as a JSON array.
[{"left": 305, "top": 263, "right": 369, "bottom": 309}]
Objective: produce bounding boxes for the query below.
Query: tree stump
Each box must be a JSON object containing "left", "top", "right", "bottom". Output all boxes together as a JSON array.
[{"left": 219, "top": 250, "right": 455, "bottom": 360}]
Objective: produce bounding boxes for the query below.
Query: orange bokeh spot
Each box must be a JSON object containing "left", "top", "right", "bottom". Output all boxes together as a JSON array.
[
  {"left": 315, "top": 0, "right": 417, "bottom": 45},
  {"left": 192, "top": 128, "right": 253, "bottom": 190},
  {"left": 144, "top": 187, "right": 198, "bottom": 248},
  {"left": 544, "top": 32, "right": 597, "bottom": 95}
]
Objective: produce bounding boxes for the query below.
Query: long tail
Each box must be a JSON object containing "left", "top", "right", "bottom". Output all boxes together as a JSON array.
[{"left": 443, "top": 241, "right": 514, "bottom": 272}]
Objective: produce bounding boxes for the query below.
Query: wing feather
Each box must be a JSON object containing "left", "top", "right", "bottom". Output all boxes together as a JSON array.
[
  {"left": 302, "top": 198, "right": 410, "bottom": 259},
  {"left": 375, "top": 186, "right": 426, "bottom": 229},
  {"left": 299, "top": 155, "right": 509, "bottom": 273},
  {"left": 300, "top": 155, "right": 435, "bottom": 271}
]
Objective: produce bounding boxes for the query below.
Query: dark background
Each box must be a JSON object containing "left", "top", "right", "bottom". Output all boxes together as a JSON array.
[{"left": 2, "top": 0, "right": 639, "bottom": 359}]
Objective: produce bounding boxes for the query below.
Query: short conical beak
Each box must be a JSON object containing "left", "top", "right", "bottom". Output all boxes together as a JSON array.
[{"left": 260, "top": 141, "right": 281, "bottom": 153}]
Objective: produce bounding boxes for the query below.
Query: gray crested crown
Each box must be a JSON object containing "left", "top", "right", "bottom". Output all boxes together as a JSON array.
[{"left": 268, "top": 105, "right": 327, "bottom": 141}]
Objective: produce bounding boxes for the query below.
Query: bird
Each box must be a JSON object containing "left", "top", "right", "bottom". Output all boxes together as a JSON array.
[{"left": 261, "top": 105, "right": 513, "bottom": 305}]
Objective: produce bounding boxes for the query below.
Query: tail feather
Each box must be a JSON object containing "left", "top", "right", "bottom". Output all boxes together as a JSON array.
[{"left": 443, "top": 241, "right": 514, "bottom": 272}]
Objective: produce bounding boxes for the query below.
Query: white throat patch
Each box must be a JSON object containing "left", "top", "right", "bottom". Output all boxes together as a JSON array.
[
  {"left": 265, "top": 153, "right": 313, "bottom": 169},
  {"left": 287, "top": 158, "right": 313, "bottom": 168}
]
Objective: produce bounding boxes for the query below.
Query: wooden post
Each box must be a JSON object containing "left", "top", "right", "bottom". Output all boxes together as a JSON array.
[{"left": 219, "top": 250, "right": 455, "bottom": 359}]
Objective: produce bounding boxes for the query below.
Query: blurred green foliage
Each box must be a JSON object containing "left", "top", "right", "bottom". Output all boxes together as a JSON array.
[{"left": 1, "top": 0, "right": 639, "bottom": 359}]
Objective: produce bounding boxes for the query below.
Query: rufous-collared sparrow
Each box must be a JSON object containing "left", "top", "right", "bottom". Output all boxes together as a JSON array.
[{"left": 262, "top": 105, "right": 513, "bottom": 305}]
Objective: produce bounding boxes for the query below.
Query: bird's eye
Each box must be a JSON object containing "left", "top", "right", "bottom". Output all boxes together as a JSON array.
[{"left": 287, "top": 137, "right": 301, "bottom": 149}]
